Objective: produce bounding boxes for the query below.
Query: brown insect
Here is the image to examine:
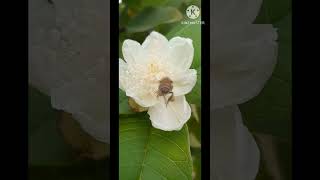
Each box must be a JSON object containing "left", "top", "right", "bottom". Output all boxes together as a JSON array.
[{"left": 157, "top": 77, "right": 175, "bottom": 106}]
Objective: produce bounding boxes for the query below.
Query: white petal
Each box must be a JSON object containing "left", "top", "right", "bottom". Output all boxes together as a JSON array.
[
  {"left": 28, "top": 0, "right": 58, "bottom": 95},
  {"left": 29, "top": 0, "right": 110, "bottom": 96},
  {"left": 127, "top": 91, "right": 158, "bottom": 108},
  {"left": 148, "top": 96, "right": 191, "bottom": 131},
  {"left": 30, "top": 0, "right": 110, "bottom": 143},
  {"left": 122, "top": 39, "right": 148, "bottom": 65},
  {"left": 172, "top": 69, "right": 197, "bottom": 96},
  {"left": 168, "top": 37, "right": 194, "bottom": 70},
  {"left": 142, "top": 31, "right": 169, "bottom": 60},
  {"left": 211, "top": 25, "right": 278, "bottom": 109},
  {"left": 119, "top": 58, "right": 128, "bottom": 91},
  {"left": 211, "top": 106, "right": 259, "bottom": 180},
  {"left": 211, "top": 0, "right": 262, "bottom": 26}
]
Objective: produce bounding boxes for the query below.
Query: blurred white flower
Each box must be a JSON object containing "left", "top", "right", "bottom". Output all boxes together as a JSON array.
[
  {"left": 29, "top": 0, "right": 110, "bottom": 143},
  {"left": 210, "top": 0, "right": 278, "bottom": 179},
  {"left": 119, "top": 31, "right": 197, "bottom": 131}
]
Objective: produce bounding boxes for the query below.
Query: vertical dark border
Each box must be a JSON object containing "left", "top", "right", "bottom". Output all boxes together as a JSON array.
[
  {"left": 110, "top": 0, "right": 119, "bottom": 179},
  {"left": 201, "top": 0, "right": 210, "bottom": 179},
  {"left": 3, "top": 0, "right": 28, "bottom": 178}
]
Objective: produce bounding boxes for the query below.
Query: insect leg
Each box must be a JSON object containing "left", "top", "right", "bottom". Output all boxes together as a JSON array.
[
  {"left": 163, "top": 95, "right": 169, "bottom": 107},
  {"left": 168, "top": 92, "right": 174, "bottom": 102}
]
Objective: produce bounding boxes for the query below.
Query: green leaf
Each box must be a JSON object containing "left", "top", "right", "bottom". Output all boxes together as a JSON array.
[
  {"left": 119, "top": 116, "right": 193, "bottom": 179},
  {"left": 187, "top": 105, "right": 201, "bottom": 148},
  {"left": 140, "top": 0, "right": 187, "bottom": 8},
  {"left": 127, "top": 7, "right": 183, "bottom": 33},
  {"left": 240, "top": 14, "right": 292, "bottom": 139},
  {"left": 255, "top": 0, "right": 292, "bottom": 24},
  {"left": 190, "top": 148, "right": 201, "bottom": 180},
  {"left": 123, "top": 0, "right": 187, "bottom": 12},
  {"left": 122, "top": 0, "right": 142, "bottom": 12}
]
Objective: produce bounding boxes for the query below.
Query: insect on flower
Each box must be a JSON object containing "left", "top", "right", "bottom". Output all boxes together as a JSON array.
[
  {"left": 157, "top": 77, "right": 174, "bottom": 106},
  {"left": 119, "top": 31, "right": 197, "bottom": 131}
]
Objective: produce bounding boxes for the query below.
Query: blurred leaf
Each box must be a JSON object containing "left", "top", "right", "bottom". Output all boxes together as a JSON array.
[
  {"left": 187, "top": 105, "right": 201, "bottom": 148},
  {"left": 58, "top": 112, "right": 109, "bottom": 160},
  {"left": 119, "top": 116, "right": 193, "bottom": 179},
  {"left": 29, "top": 86, "right": 72, "bottom": 166},
  {"left": 127, "top": 7, "right": 183, "bottom": 33},
  {"left": 119, "top": 5, "right": 130, "bottom": 30},
  {"left": 191, "top": 148, "right": 201, "bottom": 180},
  {"left": 254, "top": 133, "right": 292, "bottom": 180},
  {"left": 123, "top": 0, "right": 142, "bottom": 12},
  {"left": 141, "top": 0, "right": 187, "bottom": 8},
  {"left": 29, "top": 87, "right": 109, "bottom": 167},
  {"left": 29, "top": 160, "right": 110, "bottom": 180},
  {"left": 240, "top": 14, "right": 292, "bottom": 139},
  {"left": 255, "top": 0, "right": 291, "bottom": 24},
  {"left": 123, "top": 0, "right": 187, "bottom": 12}
]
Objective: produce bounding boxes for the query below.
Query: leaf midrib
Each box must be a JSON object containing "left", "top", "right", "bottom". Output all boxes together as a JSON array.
[{"left": 137, "top": 125, "right": 152, "bottom": 180}]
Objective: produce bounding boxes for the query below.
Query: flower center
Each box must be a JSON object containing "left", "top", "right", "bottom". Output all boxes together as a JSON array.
[
  {"left": 148, "top": 63, "right": 159, "bottom": 73},
  {"left": 145, "top": 62, "right": 167, "bottom": 82}
]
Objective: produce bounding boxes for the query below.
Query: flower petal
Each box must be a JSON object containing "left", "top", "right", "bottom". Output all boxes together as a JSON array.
[
  {"left": 211, "top": 106, "right": 259, "bottom": 180},
  {"left": 211, "top": 25, "right": 278, "bottom": 109},
  {"left": 127, "top": 91, "right": 158, "bottom": 108},
  {"left": 142, "top": 31, "right": 169, "bottom": 60},
  {"left": 172, "top": 69, "right": 197, "bottom": 96},
  {"left": 211, "top": 0, "right": 262, "bottom": 26},
  {"left": 148, "top": 96, "right": 191, "bottom": 131},
  {"left": 122, "top": 39, "right": 148, "bottom": 65},
  {"left": 168, "top": 37, "right": 194, "bottom": 70},
  {"left": 119, "top": 58, "right": 128, "bottom": 91}
]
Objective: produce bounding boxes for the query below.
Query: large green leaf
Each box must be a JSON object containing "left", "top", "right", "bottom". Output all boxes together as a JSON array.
[
  {"left": 119, "top": 116, "right": 193, "bottom": 179},
  {"left": 255, "top": 0, "right": 292, "bottom": 24},
  {"left": 126, "top": 7, "right": 183, "bottom": 33},
  {"left": 240, "top": 14, "right": 292, "bottom": 139}
]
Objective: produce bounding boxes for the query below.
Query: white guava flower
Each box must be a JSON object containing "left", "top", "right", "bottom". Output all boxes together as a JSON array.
[
  {"left": 119, "top": 31, "right": 197, "bottom": 131},
  {"left": 210, "top": 0, "right": 278, "bottom": 179}
]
